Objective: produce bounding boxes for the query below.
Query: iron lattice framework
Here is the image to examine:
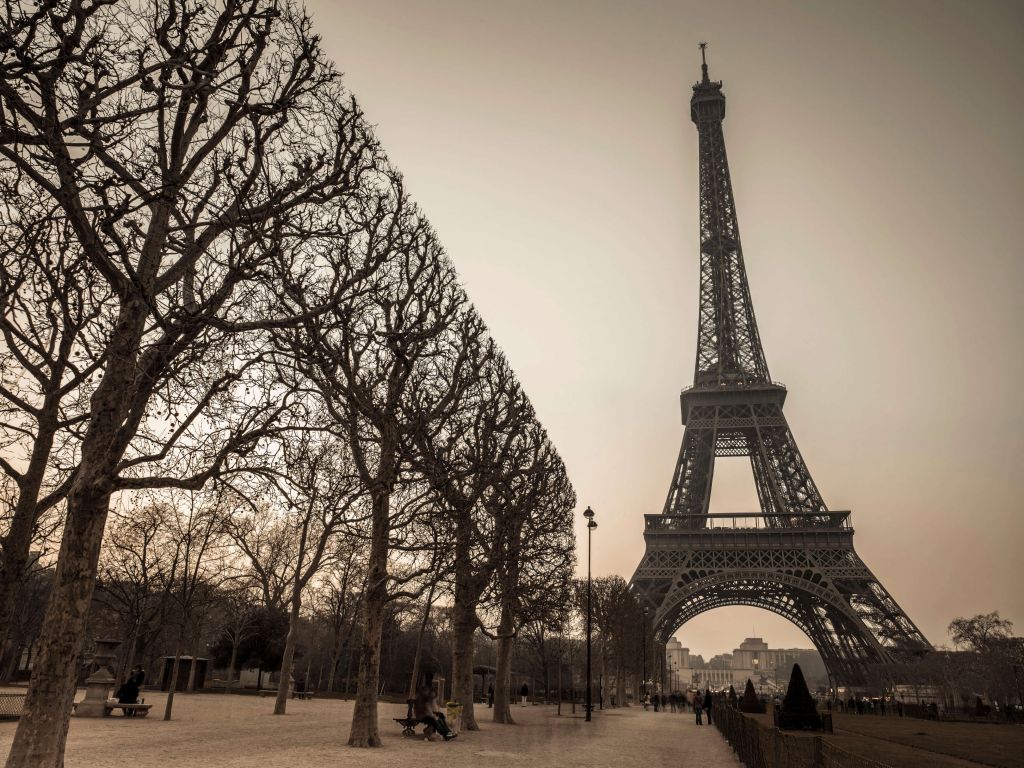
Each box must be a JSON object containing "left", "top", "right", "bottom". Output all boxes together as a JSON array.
[{"left": 630, "top": 48, "right": 931, "bottom": 687}]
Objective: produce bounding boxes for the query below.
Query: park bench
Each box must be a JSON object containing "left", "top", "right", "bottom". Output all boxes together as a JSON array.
[
  {"left": 104, "top": 700, "right": 153, "bottom": 717},
  {"left": 394, "top": 699, "right": 436, "bottom": 740},
  {"left": 292, "top": 690, "right": 316, "bottom": 700},
  {"left": 71, "top": 699, "right": 152, "bottom": 717},
  {"left": 257, "top": 689, "right": 278, "bottom": 697}
]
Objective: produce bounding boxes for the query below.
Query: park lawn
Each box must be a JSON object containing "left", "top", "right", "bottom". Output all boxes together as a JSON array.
[
  {"left": 832, "top": 714, "right": 1024, "bottom": 768},
  {"left": 735, "top": 709, "right": 1019, "bottom": 767},
  {"left": 827, "top": 731, "right": 988, "bottom": 768}
]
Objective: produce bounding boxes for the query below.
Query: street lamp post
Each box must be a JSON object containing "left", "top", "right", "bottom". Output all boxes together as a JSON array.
[
  {"left": 584, "top": 506, "right": 597, "bottom": 722},
  {"left": 641, "top": 608, "right": 648, "bottom": 702}
]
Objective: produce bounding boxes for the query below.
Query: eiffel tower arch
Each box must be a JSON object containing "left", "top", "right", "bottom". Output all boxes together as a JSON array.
[{"left": 629, "top": 47, "right": 931, "bottom": 688}]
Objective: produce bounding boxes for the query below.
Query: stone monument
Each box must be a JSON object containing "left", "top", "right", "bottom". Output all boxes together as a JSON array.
[{"left": 74, "top": 638, "right": 121, "bottom": 717}]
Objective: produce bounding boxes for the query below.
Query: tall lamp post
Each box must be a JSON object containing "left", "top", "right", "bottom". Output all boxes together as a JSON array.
[
  {"left": 584, "top": 506, "right": 597, "bottom": 722},
  {"left": 641, "top": 608, "right": 648, "bottom": 701}
]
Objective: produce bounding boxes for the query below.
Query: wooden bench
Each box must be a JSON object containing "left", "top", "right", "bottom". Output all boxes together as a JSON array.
[
  {"left": 104, "top": 700, "right": 152, "bottom": 717},
  {"left": 257, "top": 689, "right": 278, "bottom": 697},
  {"left": 394, "top": 699, "right": 436, "bottom": 739},
  {"left": 292, "top": 690, "right": 316, "bottom": 701},
  {"left": 394, "top": 716, "right": 435, "bottom": 739}
]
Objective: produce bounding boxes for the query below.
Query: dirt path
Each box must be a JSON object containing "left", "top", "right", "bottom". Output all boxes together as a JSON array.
[{"left": 1, "top": 693, "right": 742, "bottom": 768}]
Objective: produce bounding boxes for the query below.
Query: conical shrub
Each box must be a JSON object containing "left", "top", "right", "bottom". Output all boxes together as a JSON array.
[
  {"left": 777, "top": 663, "right": 822, "bottom": 730},
  {"left": 740, "top": 678, "right": 764, "bottom": 713}
]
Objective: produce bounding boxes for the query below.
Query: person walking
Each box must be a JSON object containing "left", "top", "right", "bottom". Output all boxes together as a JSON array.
[
  {"left": 520, "top": 682, "right": 529, "bottom": 707},
  {"left": 695, "top": 690, "right": 704, "bottom": 725},
  {"left": 703, "top": 689, "right": 714, "bottom": 725},
  {"left": 487, "top": 683, "right": 494, "bottom": 708}
]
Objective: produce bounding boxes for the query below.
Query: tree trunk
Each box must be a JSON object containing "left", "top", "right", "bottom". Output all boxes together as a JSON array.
[
  {"left": 600, "top": 648, "right": 607, "bottom": 709},
  {"left": 347, "top": 491, "right": 390, "bottom": 747},
  {"left": 338, "top": 609, "right": 361, "bottom": 695},
  {"left": 4, "top": 296, "right": 151, "bottom": 768},
  {"left": 0, "top": 410, "right": 58, "bottom": 665},
  {"left": 163, "top": 647, "right": 183, "bottom": 721},
  {"left": 616, "top": 661, "right": 626, "bottom": 708},
  {"left": 451, "top": 593, "right": 480, "bottom": 730},
  {"left": 274, "top": 588, "right": 302, "bottom": 715},
  {"left": 2, "top": 644, "right": 20, "bottom": 682},
  {"left": 226, "top": 634, "right": 239, "bottom": 690},
  {"left": 186, "top": 637, "right": 200, "bottom": 692},
  {"left": 343, "top": 647, "right": 355, "bottom": 698},
  {"left": 492, "top": 603, "right": 516, "bottom": 725},
  {"left": 327, "top": 654, "right": 338, "bottom": 694},
  {"left": 3, "top": 487, "right": 112, "bottom": 768},
  {"left": 556, "top": 635, "right": 563, "bottom": 715},
  {"left": 328, "top": 625, "right": 343, "bottom": 694},
  {"left": 0, "top": 510, "right": 34, "bottom": 664},
  {"left": 408, "top": 584, "right": 435, "bottom": 700},
  {"left": 117, "top": 631, "right": 139, "bottom": 691}
]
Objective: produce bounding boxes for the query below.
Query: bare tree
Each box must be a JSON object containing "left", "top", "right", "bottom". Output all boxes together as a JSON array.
[
  {"left": 309, "top": 550, "right": 365, "bottom": 694},
  {"left": 491, "top": 430, "right": 576, "bottom": 724},
  {"left": 949, "top": 612, "right": 1014, "bottom": 651},
  {"left": 160, "top": 490, "right": 228, "bottom": 720},
  {"left": 94, "top": 501, "right": 176, "bottom": 685},
  {"left": 0, "top": 185, "right": 107, "bottom": 663},
  {"left": 214, "top": 577, "right": 261, "bottom": 689},
  {"left": 223, "top": 501, "right": 294, "bottom": 613},
  {"left": 0, "top": 1, "right": 383, "bottom": 763},
  {"left": 277, "top": 169, "right": 471, "bottom": 745},
  {"left": 407, "top": 342, "right": 536, "bottom": 730},
  {"left": 262, "top": 429, "right": 364, "bottom": 715}
]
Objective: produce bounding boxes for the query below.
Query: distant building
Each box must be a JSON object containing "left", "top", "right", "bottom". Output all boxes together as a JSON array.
[{"left": 665, "top": 636, "right": 827, "bottom": 693}]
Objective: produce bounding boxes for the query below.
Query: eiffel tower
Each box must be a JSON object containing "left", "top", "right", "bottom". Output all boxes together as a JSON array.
[{"left": 629, "top": 46, "right": 931, "bottom": 687}]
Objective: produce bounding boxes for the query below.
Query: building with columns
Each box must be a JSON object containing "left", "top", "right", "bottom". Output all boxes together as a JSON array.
[{"left": 665, "top": 636, "right": 827, "bottom": 693}]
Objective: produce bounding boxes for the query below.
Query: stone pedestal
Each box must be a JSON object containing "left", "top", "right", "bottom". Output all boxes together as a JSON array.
[{"left": 74, "top": 638, "right": 120, "bottom": 717}]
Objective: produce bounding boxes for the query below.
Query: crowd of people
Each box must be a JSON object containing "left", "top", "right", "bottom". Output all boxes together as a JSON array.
[{"left": 641, "top": 690, "right": 716, "bottom": 724}]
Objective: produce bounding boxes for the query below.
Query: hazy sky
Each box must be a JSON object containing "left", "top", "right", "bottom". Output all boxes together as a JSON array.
[{"left": 305, "top": 0, "right": 1024, "bottom": 658}]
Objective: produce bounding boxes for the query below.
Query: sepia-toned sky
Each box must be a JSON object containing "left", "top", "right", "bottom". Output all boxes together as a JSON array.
[{"left": 305, "top": 0, "right": 1024, "bottom": 658}]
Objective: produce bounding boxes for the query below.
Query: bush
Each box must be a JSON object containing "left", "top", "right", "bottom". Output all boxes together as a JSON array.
[
  {"left": 777, "top": 664, "right": 823, "bottom": 730},
  {"left": 739, "top": 679, "right": 765, "bottom": 713}
]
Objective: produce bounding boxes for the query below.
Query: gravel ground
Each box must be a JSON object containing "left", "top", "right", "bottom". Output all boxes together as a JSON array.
[{"left": 1, "top": 691, "right": 743, "bottom": 768}]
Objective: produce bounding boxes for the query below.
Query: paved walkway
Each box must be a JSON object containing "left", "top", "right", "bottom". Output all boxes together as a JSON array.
[{"left": 0, "top": 693, "right": 743, "bottom": 768}]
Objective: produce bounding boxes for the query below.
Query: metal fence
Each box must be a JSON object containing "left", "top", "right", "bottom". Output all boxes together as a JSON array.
[
  {"left": 0, "top": 693, "right": 25, "bottom": 721},
  {"left": 712, "top": 703, "right": 892, "bottom": 768}
]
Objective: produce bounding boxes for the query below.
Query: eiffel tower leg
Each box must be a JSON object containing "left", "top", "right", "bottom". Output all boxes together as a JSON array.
[
  {"left": 831, "top": 570, "right": 930, "bottom": 658},
  {"left": 749, "top": 435, "right": 783, "bottom": 524},
  {"left": 790, "top": 601, "right": 858, "bottom": 685},
  {"left": 663, "top": 425, "right": 717, "bottom": 520},
  {"left": 748, "top": 406, "right": 828, "bottom": 522}
]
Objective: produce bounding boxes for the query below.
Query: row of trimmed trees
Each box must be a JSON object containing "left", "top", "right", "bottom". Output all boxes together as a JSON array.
[{"left": 0, "top": 1, "right": 574, "bottom": 765}]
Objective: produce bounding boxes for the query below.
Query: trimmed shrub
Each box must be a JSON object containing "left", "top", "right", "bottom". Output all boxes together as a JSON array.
[{"left": 777, "top": 663, "right": 822, "bottom": 730}]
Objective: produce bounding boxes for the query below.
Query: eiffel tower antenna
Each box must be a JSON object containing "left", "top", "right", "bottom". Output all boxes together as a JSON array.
[{"left": 630, "top": 53, "right": 931, "bottom": 688}]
